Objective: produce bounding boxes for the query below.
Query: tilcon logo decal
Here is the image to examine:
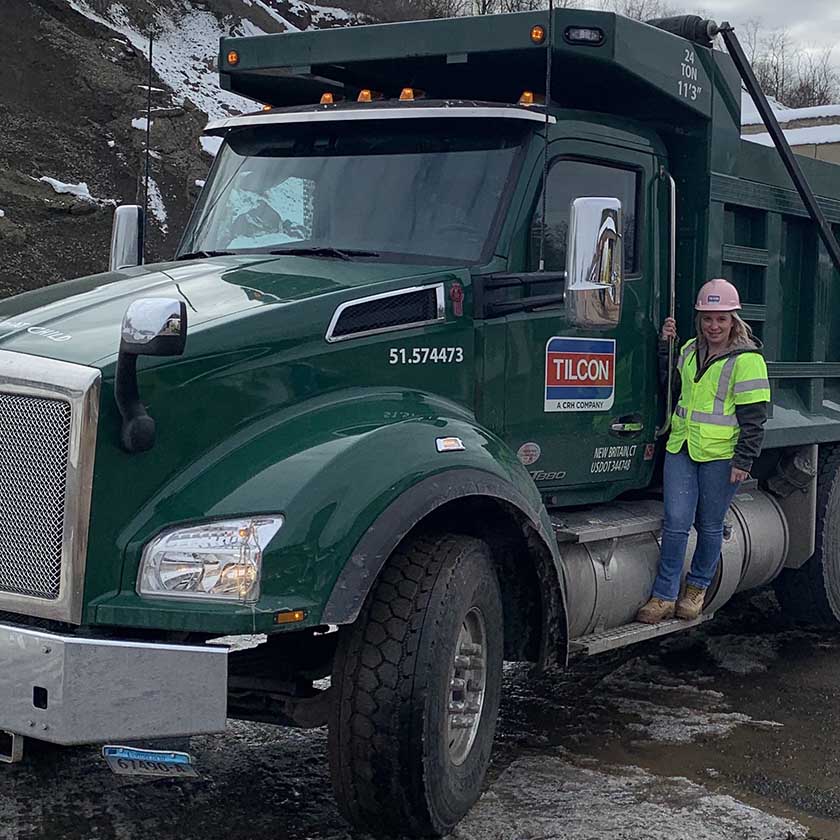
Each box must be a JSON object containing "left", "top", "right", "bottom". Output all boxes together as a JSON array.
[{"left": 544, "top": 337, "right": 616, "bottom": 413}]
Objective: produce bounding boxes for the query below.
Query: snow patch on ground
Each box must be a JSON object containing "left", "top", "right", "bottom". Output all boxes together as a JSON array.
[
  {"left": 0, "top": 209, "right": 5, "bottom": 218},
  {"left": 131, "top": 116, "right": 151, "bottom": 131},
  {"left": 39, "top": 177, "right": 116, "bottom": 206},
  {"left": 705, "top": 635, "right": 778, "bottom": 675},
  {"left": 617, "top": 698, "right": 782, "bottom": 744},
  {"left": 456, "top": 756, "right": 807, "bottom": 840},
  {"left": 598, "top": 652, "right": 782, "bottom": 744}
]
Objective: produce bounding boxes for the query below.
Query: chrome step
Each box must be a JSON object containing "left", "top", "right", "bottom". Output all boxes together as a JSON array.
[
  {"left": 551, "top": 500, "right": 663, "bottom": 545},
  {"left": 569, "top": 614, "right": 714, "bottom": 656}
]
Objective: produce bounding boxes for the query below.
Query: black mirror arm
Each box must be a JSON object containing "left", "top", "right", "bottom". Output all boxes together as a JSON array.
[{"left": 114, "top": 353, "right": 156, "bottom": 453}]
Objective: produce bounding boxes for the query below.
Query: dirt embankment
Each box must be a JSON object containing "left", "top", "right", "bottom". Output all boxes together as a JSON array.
[
  {"left": 0, "top": 0, "right": 358, "bottom": 300},
  {"left": 0, "top": 0, "right": 212, "bottom": 297}
]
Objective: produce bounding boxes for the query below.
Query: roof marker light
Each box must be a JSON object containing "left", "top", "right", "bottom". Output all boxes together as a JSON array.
[
  {"left": 358, "top": 89, "right": 373, "bottom": 102},
  {"left": 261, "top": 104, "right": 272, "bottom": 112},
  {"left": 399, "top": 88, "right": 415, "bottom": 101},
  {"left": 227, "top": 50, "right": 240, "bottom": 66},
  {"left": 519, "top": 91, "right": 546, "bottom": 106},
  {"left": 564, "top": 26, "right": 605, "bottom": 46},
  {"left": 530, "top": 24, "right": 547, "bottom": 44},
  {"left": 320, "top": 92, "right": 335, "bottom": 105}
]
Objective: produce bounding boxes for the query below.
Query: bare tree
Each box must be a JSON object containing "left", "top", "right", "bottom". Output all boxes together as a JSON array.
[
  {"left": 748, "top": 23, "right": 839, "bottom": 108},
  {"left": 596, "top": 0, "right": 680, "bottom": 20}
]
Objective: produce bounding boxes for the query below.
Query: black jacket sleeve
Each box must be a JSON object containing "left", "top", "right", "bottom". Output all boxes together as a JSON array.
[
  {"left": 657, "top": 339, "right": 681, "bottom": 401},
  {"left": 733, "top": 402, "right": 768, "bottom": 472}
]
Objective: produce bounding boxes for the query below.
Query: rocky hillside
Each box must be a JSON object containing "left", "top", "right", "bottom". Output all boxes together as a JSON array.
[{"left": 0, "top": 0, "right": 359, "bottom": 298}]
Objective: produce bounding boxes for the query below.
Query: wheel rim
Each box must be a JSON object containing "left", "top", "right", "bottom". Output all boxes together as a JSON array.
[{"left": 447, "top": 606, "right": 487, "bottom": 766}]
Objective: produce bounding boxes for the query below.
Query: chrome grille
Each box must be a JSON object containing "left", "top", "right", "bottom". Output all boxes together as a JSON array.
[{"left": 0, "top": 393, "right": 72, "bottom": 599}]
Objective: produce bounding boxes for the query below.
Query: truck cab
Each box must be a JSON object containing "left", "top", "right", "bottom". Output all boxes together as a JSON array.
[{"left": 2, "top": 8, "right": 840, "bottom": 837}]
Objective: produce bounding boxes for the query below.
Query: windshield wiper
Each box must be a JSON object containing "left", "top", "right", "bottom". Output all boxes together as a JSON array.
[
  {"left": 175, "top": 250, "right": 235, "bottom": 261},
  {"left": 267, "top": 247, "right": 380, "bottom": 261}
]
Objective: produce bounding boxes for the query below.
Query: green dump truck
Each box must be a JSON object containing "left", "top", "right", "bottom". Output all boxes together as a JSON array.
[{"left": 2, "top": 7, "right": 840, "bottom": 836}]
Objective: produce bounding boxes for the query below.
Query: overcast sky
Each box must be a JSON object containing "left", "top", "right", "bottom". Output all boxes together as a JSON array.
[{"left": 696, "top": 0, "right": 840, "bottom": 52}]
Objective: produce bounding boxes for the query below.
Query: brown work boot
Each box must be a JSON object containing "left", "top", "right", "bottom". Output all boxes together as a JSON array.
[
  {"left": 636, "top": 597, "right": 676, "bottom": 624},
  {"left": 676, "top": 584, "right": 707, "bottom": 620}
]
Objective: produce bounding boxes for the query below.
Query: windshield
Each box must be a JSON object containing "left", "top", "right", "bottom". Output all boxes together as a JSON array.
[{"left": 178, "top": 119, "right": 526, "bottom": 264}]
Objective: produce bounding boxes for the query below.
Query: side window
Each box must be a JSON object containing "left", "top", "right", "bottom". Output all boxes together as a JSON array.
[{"left": 530, "top": 160, "right": 638, "bottom": 274}]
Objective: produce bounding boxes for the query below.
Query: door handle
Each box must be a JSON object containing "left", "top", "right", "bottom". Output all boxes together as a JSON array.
[
  {"left": 610, "top": 422, "right": 644, "bottom": 433},
  {"left": 610, "top": 414, "right": 644, "bottom": 436}
]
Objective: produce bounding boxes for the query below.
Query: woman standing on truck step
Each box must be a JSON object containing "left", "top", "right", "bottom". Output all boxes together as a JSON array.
[{"left": 636, "top": 279, "right": 771, "bottom": 624}]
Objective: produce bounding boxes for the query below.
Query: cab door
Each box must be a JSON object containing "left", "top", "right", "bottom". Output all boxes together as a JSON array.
[{"left": 493, "top": 141, "right": 661, "bottom": 500}]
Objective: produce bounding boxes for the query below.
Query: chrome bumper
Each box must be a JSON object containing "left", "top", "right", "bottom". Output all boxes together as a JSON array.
[{"left": 0, "top": 622, "right": 228, "bottom": 746}]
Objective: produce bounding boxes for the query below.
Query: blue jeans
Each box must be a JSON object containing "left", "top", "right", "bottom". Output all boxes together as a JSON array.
[{"left": 651, "top": 449, "right": 741, "bottom": 602}]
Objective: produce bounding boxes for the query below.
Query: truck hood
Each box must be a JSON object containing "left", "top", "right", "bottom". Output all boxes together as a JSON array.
[{"left": 0, "top": 255, "right": 447, "bottom": 367}]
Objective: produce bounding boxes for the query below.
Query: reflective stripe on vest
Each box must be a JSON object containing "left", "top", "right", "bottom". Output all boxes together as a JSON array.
[
  {"left": 673, "top": 403, "right": 737, "bottom": 426},
  {"left": 734, "top": 378, "right": 771, "bottom": 394}
]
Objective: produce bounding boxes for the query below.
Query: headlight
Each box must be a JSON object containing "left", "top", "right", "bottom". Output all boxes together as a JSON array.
[{"left": 137, "top": 517, "right": 284, "bottom": 603}]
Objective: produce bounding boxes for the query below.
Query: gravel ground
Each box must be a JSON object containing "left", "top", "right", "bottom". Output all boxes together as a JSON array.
[{"left": 2, "top": 590, "right": 839, "bottom": 840}]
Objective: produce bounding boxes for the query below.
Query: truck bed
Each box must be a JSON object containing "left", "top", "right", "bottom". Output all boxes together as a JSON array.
[{"left": 711, "top": 140, "right": 840, "bottom": 448}]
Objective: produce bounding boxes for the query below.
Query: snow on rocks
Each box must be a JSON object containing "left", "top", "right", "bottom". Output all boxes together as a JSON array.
[
  {"left": 201, "top": 136, "right": 223, "bottom": 157},
  {"left": 131, "top": 117, "right": 152, "bottom": 131},
  {"left": 0, "top": 209, "right": 5, "bottom": 218},
  {"left": 64, "top": 0, "right": 266, "bottom": 118},
  {"left": 145, "top": 177, "right": 168, "bottom": 233}
]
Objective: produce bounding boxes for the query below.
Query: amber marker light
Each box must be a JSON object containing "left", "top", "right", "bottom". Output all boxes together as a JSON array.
[
  {"left": 320, "top": 92, "right": 335, "bottom": 104},
  {"left": 399, "top": 87, "right": 415, "bottom": 101},
  {"left": 227, "top": 49, "right": 240, "bottom": 66},
  {"left": 261, "top": 104, "right": 272, "bottom": 112},
  {"left": 519, "top": 91, "right": 535, "bottom": 106},
  {"left": 274, "top": 609, "right": 307, "bottom": 625},
  {"left": 358, "top": 89, "right": 373, "bottom": 102},
  {"left": 530, "top": 24, "right": 546, "bottom": 44}
]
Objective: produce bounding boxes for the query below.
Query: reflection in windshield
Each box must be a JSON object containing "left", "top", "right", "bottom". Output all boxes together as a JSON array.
[{"left": 179, "top": 121, "right": 524, "bottom": 264}]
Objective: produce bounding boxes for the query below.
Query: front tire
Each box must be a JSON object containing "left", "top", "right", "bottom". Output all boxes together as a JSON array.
[{"left": 328, "top": 533, "right": 503, "bottom": 837}]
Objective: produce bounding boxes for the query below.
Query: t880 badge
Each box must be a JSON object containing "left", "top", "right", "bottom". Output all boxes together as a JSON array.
[{"left": 544, "top": 337, "right": 616, "bottom": 413}]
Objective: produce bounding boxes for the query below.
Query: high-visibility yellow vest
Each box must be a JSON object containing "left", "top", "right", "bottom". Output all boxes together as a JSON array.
[{"left": 667, "top": 338, "right": 771, "bottom": 462}]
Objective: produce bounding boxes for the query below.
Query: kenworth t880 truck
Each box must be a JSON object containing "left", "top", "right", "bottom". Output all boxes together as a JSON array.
[{"left": 2, "top": 8, "right": 840, "bottom": 836}]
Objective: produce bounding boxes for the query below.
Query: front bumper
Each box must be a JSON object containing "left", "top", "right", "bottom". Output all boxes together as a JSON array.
[{"left": 0, "top": 622, "right": 228, "bottom": 745}]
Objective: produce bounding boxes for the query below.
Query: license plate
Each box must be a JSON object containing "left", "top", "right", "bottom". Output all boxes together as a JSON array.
[{"left": 102, "top": 746, "right": 198, "bottom": 778}]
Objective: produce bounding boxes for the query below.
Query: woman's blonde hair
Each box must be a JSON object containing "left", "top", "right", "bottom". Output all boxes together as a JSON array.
[{"left": 695, "top": 311, "right": 757, "bottom": 352}]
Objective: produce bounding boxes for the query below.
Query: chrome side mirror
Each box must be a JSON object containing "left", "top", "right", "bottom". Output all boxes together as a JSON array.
[
  {"left": 115, "top": 298, "right": 188, "bottom": 453},
  {"left": 565, "top": 197, "right": 623, "bottom": 328},
  {"left": 120, "top": 298, "right": 187, "bottom": 357},
  {"left": 109, "top": 205, "right": 144, "bottom": 271}
]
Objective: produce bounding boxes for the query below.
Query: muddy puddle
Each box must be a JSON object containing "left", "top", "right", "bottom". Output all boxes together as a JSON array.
[{"left": 494, "top": 590, "right": 840, "bottom": 839}]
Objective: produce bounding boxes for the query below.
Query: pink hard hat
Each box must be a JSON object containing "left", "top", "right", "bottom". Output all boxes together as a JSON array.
[{"left": 695, "top": 278, "right": 741, "bottom": 312}]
